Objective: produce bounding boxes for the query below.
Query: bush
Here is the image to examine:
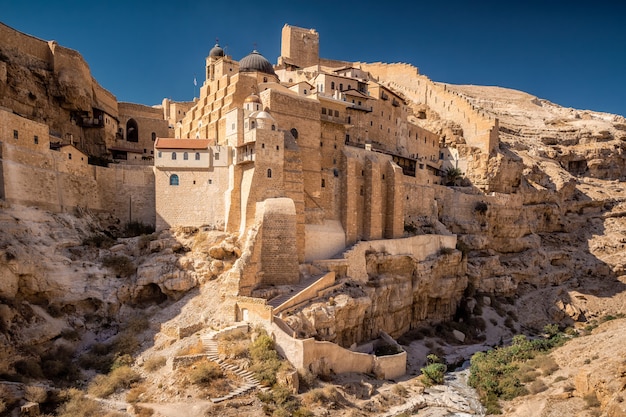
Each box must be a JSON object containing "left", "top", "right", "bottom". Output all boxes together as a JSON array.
[
  {"left": 474, "top": 201, "right": 488, "bottom": 214},
  {"left": 83, "top": 234, "right": 115, "bottom": 249},
  {"left": 102, "top": 255, "right": 136, "bottom": 278},
  {"left": 469, "top": 332, "right": 566, "bottom": 412},
  {"left": 188, "top": 360, "right": 222, "bottom": 385},
  {"left": 143, "top": 356, "right": 166, "bottom": 372},
  {"left": 250, "top": 331, "right": 284, "bottom": 387},
  {"left": 421, "top": 354, "right": 446, "bottom": 386},
  {"left": 56, "top": 389, "right": 105, "bottom": 417},
  {"left": 88, "top": 366, "right": 140, "bottom": 398},
  {"left": 258, "top": 384, "right": 309, "bottom": 416},
  {"left": 123, "top": 221, "right": 155, "bottom": 238}
]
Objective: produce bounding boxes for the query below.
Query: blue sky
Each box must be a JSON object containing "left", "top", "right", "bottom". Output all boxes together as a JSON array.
[{"left": 2, "top": 0, "right": 625, "bottom": 116}]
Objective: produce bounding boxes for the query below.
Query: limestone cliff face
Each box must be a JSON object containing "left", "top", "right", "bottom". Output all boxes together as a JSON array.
[
  {"left": 285, "top": 251, "right": 467, "bottom": 347},
  {"left": 0, "top": 202, "right": 239, "bottom": 371}
]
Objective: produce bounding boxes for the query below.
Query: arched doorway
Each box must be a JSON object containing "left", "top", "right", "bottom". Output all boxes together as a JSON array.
[{"left": 126, "top": 119, "right": 138, "bottom": 142}]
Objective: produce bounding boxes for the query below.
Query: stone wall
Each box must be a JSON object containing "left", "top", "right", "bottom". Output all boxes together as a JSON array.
[{"left": 1, "top": 138, "right": 155, "bottom": 225}]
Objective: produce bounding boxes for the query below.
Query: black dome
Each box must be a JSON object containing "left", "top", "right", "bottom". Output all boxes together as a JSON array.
[
  {"left": 209, "top": 43, "right": 225, "bottom": 58},
  {"left": 239, "top": 50, "right": 276, "bottom": 76}
]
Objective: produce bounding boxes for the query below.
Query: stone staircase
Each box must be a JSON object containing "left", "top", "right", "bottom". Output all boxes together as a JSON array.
[
  {"left": 268, "top": 273, "right": 327, "bottom": 310},
  {"left": 200, "top": 332, "right": 269, "bottom": 403}
]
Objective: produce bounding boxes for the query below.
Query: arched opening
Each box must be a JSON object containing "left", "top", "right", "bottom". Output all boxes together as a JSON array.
[
  {"left": 290, "top": 128, "right": 298, "bottom": 139},
  {"left": 126, "top": 119, "right": 138, "bottom": 142},
  {"left": 170, "top": 174, "right": 179, "bottom": 185},
  {"left": 195, "top": 152, "right": 200, "bottom": 160},
  {"left": 151, "top": 132, "right": 156, "bottom": 141},
  {"left": 183, "top": 152, "right": 188, "bottom": 160},
  {"left": 172, "top": 152, "right": 177, "bottom": 160},
  {"left": 133, "top": 283, "right": 167, "bottom": 306},
  {"left": 267, "top": 169, "right": 272, "bottom": 178}
]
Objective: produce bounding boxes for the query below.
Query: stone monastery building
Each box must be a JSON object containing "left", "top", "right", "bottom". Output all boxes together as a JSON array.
[{"left": 155, "top": 25, "right": 445, "bottom": 269}]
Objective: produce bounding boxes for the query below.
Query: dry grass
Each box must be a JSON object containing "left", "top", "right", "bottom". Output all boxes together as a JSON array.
[
  {"left": 176, "top": 340, "right": 205, "bottom": 356},
  {"left": 188, "top": 360, "right": 223, "bottom": 385},
  {"left": 24, "top": 385, "right": 47, "bottom": 403},
  {"left": 529, "top": 354, "right": 560, "bottom": 376},
  {"left": 301, "top": 385, "right": 342, "bottom": 407},
  {"left": 87, "top": 366, "right": 141, "bottom": 398},
  {"left": 143, "top": 355, "right": 166, "bottom": 372}
]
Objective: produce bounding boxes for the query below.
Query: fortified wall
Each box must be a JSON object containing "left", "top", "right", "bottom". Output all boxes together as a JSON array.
[
  {"left": 0, "top": 109, "right": 155, "bottom": 225},
  {"left": 358, "top": 62, "right": 499, "bottom": 155}
]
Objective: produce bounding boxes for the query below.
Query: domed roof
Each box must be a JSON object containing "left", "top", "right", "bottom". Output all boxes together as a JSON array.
[
  {"left": 244, "top": 94, "right": 262, "bottom": 104},
  {"left": 255, "top": 111, "right": 275, "bottom": 120},
  {"left": 239, "top": 50, "right": 276, "bottom": 76},
  {"left": 209, "top": 43, "right": 224, "bottom": 58}
]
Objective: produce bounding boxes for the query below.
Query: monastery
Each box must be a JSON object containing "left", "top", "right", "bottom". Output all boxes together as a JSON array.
[{"left": 154, "top": 25, "right": 462, "bottom": 281}]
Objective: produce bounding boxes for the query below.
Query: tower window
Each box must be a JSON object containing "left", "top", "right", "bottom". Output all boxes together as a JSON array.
[
  {"left": 290, "top": 128, "right": 298, "bottom": 139},
  {"left": 267, "top": 169, "right": 272, "bottom": 178},
  {"left": 34, "top": 135, "right": 38, "bottom": 144},
  {"left": 170, "top": 174, "right": 179, "bottom": 186},
  {"left": 151, "top": 132, "right": 156, "bottom": 141},
  {"left": 13, "top": 130, "right": 18, "bottom": 139},
  {"left": 321, "top": 179, "right": 325, "bottom": 187}
]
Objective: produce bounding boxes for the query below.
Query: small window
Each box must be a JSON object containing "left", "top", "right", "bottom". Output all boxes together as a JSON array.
[
  {"left": 290, "top": 128, "right": 298, "bottom": 139},
  {"left": 208, "top": 179, "right": 212, "bottom": 184},
  {"left": 322, "top": 108, "right": 327, "bottom": 115},
  {"left": 193, "top": 180, "right": 196, "bottom": 185},
  {"left": 215, "top": 152, "right": 219, "bottom": 160},
  {"left": 151, "top": 132, "right": 156, "bottom": 141},
  {"left": 184, "top": 152, "right": 188, "bottom": 160},
  {"left": 261, "top": 143, "right": 265, "bottom": 149},
  {"left": 331, "top": 81, "right": 335, "bottom": 89},
  {"left": 334, "top": 110, "right": 339, "bottom": 117},
  {"left": 172, "top": 152, "right": 177, "bottom": 160},
  {"left": 276, "top": 145, "right": 279, "bottom": 151},
  {"left": 151, "top": 150, "right": 154, "bottom": 155},
  {"left": 68, "top": 153, "right": 72, "bottom": 160},
  {"left": 320, "top": 141, "right": 323, "bottom": 147},
  {"left": 339, "top": 83, "right": 343, "bottom": 90},
  {"left": 158, "top": 151, "right": 162, "bottom": 158},
  {"left": 267, "top": 169, "right": 272, "bottom": 178},
  {"left": 345, "top": 134, "right": 350, "bottom": 142},
  {"left": 251, "top": 121, "right": 255, "bottom": 129},
  {"left": 232, "top": 123, "right": 235, "bottom": 130},
  {"left": 195, "top": 152, "right": 200, "bottom": 160},
  {"left": 143, "top": 148, "right": 147, "bottom": 154},
  {"left": 13, "top": 130, "right": 18, "bottom": 140},
  {"left": 263, "top": 77, "right": 268, "bottom": 82},
  {"left": 271, "top": 125, "right": 275, "bottom": 130},
  {"left": 34, "top": 135, "right": 38, "bottom": 144},
  {"left": 321, "top": 179, "right": 325, "bottom": 187},
  {"left": 170, "top": 174, "right": 179, "bottom": 186}
]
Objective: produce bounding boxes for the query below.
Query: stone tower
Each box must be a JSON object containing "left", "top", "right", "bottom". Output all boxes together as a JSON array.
[{"left": 279, "top": 24, "right": 319, "bottom": 68}]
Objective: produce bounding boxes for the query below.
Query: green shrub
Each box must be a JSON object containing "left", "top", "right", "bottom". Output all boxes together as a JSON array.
[
  {"left": 250, "top": 331, "right": 284, "bottom": 387},
  {"left": 469, "top": 332, "right": 566, "bottom": 412},
  {"left": 421, "top": 354, "right": 446, "bottom": 386},
  {"left": 188, "top": 360, "right": 222, "bottom": 385},
  {"left": 102, "top": 255, "right": 136, "bottom": 278}
]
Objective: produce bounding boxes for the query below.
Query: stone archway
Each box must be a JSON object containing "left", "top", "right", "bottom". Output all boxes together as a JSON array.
[{"left": 126, "top": 119, "right": 138, "bottom": 142}]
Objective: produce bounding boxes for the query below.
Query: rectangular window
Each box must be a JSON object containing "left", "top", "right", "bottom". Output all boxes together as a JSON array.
[
  {"left": 34, "top": 135, "right": 38, "bottom": 144},
  {"left": 13, "top": 130, "right": 18, "bottom": 140},
  {"left": 334, "top": 110, "right": 339, "bottom": 117},
  {"left": 321, "top": 108, "right": 327, "bottom": 115},
  {"left": 214, "top": 152, "right": 219, "bottom": 160}
]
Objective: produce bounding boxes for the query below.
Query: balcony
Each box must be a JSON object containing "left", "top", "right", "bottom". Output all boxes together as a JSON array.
[
  {"left": 321, "top": 114, "right": 348, "bottom": 124},
  {"left": 237, "top": 153, "right": 255, "bottom": 164},
  {"left": 349, "top": 103, "right": 373, "bottom": 113}
]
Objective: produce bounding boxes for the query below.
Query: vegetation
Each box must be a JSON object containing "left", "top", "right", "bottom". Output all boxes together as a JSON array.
[
  {"left": 123, "top": 221, "right": 155, "bottom": 237},
  {"left": 101, "top": 254, "right": 136, "bottom": 278},
  {"left": 188, "top": 360, "right": 223, "bottom": 385},
  {"left": 143, "top": 355, "right": 167, "bottom": 372},
  {"left": 420, "top": 354, "right": 447, "bottom": 386},
  {"left": 87, "top": 365, "right": 140, "bottom": 397},
  {"left": 444, "top": 167, "right": 463, "bottom": 186},
  {"left": 83, "top": 233, "right": 115, "bottom": 248},
  {"left": 468, "top": 328, "right": 566, "bottom": 414},
  {"left": 258, "top": 384, "right": 312, "bottom": 417},
  {"left": 249, "top": 330, "right": 286, "bottom": 387}
]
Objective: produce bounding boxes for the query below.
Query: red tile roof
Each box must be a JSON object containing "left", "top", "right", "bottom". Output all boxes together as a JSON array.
[{"left": 155, "top": 138, "right": 213, "bottom": 150}]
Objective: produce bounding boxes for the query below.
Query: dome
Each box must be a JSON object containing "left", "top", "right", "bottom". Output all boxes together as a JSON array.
[
  {"left": 244, "top": 94, "right": 262, "bottom": 104},
  {"left": 239, "top": 50, "right": 276, "bottom": 76},
  {"left": 256, "top": 111, "right": 275, "bottom": 121},
  {"left": 209, "top": 43, "right": 224, "bottom": 58}
]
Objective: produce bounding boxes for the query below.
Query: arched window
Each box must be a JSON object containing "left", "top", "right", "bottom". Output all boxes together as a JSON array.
[
  {"left": 271, "top": 125, "right": 275, "bottom": 131},
  {"left": 339, "top": 83, "right": 343, "bottom": 90},
  {"left": 331, "top": 81, "right": 335, "bottom": 90},
  {"left": 251, "top": 121, "right": 255, "bottom": 129},
  {"left": 183, "top": 152, "right": 188, "bottom": 160},
  {"left": 290, "top": 128, "right": 298, "bottom": 139},
  {"left": 126, "top": 119, "right": 138, "bottom": 142},
  {"left": 151, "top": 132, "right": 156, "bottom": 141},
  {"left": 263, "top": 77, "right": 267, "bottom": 82},
  {"left": 195, "top": 152, "right": 200, "bottom": 160},
  {"left": 170, "top": 174, "right": 179, "bottom": 186},
  {"left": 267, "top": 169, "right": 272, "bottom": 178},
  {"left": 172, "top": 152, "right": 177, "bottom": 160}
]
